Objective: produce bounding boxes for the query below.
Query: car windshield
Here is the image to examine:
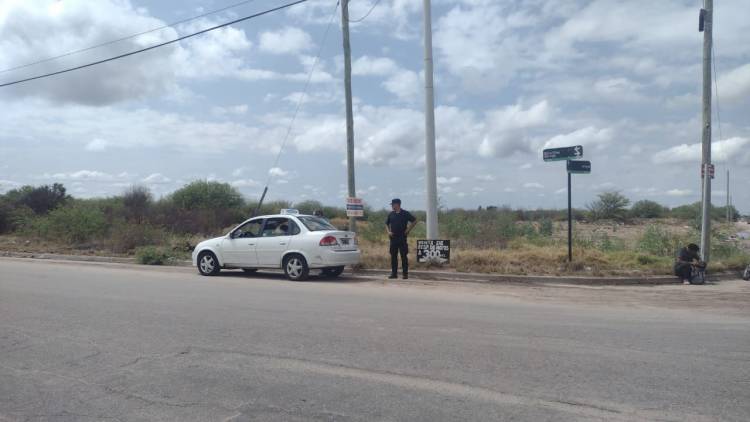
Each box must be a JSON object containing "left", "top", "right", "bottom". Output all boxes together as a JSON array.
[{"left": 298, "top": 216, "right": 337, "bottom": 231}]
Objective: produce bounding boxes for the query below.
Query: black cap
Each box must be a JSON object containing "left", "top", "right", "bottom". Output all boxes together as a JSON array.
[{"left": 390, "top": 198, "right": 401, "bottom": 205}]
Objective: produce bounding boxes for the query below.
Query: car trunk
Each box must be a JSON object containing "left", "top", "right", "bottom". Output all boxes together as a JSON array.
[{"left": 324, "top": 231, "right": 358, "bottom": 251}]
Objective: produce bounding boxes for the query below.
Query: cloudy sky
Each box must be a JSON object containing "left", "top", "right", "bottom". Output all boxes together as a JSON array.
[{"left": 0, "top": 0, "right": 748, "bottom": 212}]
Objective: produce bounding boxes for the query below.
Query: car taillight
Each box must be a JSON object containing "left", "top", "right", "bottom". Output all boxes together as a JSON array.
[{"left": 319, "top": 236, "right": 339, "bottom": 246}]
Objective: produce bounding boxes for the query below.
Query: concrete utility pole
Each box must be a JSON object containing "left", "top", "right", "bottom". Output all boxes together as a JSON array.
[
  {"left": 341, "top": 0, "right": 356, "bottom": 232},
  {"left": 699, "top": 0, "right": 713, "bottom": 262},
  {"left": 423, "top": 0, "right": 439, "bottom": 239}
]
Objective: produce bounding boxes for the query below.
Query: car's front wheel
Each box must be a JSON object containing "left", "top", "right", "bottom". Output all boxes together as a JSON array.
[
  {"left": 283, "top": 254, "right": 309, "bottom": 281},
  {"left": 321, "top": 266, "right": 345, "bottom": 278},
  {"left": 197, "top": 252, "right": 221, "bottom": 276}
]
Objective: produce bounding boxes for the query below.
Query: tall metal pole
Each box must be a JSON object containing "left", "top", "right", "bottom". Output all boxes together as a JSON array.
[
  {"left": 699, "top": 0, "right": 713, "bottom": 262},
  {"left": 726, "top": 169, "right": 730, "bottom": 223},
  {"left": 567, "top": 172, "right": 572, "bottom": 262},
  {"left": 422, "top": 0, "right": 439, "bottom": 239},
  {"left": 341, "top": 0, "right": 356, "bottom": 232}
]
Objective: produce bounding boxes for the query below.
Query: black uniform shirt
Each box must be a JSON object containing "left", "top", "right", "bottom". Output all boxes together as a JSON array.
[
  {"left": 386, "top": 210, "right": 416, "bottom": 237},
  {"left": 677, "top": 247, "right": 699, "bottom": 263}
]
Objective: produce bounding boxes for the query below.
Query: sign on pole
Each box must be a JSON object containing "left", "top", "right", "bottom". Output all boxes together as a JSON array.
[
  {"left": 417, "top": 240, "right": 451, "bottom": 264},
  {"left": 542, "top": 145, "right": 590, "bottom": 263},
  {"left": 567, "top": 160, "right": 591, "bottom": 174},
  {"left": 346, "top": 197, "right": 364, "bottom": 217},
  {"left": 700, "top": 163, "right": 715, "bottom": 179},
  {"left": 543, "top": 145, "right": 583, "bottom": 161}
]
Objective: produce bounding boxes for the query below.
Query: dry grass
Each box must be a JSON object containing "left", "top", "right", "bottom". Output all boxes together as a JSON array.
[{"left": 2, "top": 218, "right": 748, "bottom": 276}]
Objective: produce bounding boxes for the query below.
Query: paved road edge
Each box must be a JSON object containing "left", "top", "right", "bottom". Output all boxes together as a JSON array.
[{"left": 0, "top": 251, "right": 740, "bottom": 285}]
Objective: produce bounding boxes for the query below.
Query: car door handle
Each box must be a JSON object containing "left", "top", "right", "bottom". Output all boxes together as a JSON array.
[
  {"left": 248, "top": 243, "right": 255, "bottom": 246},
  {"left": 279, "top": 242, "right": 287, "bottom": 245}
]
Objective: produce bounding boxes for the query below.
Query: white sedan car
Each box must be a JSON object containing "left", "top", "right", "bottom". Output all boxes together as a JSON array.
[{"left": 192, "top": 211, "right": 360, "bottom": 281}]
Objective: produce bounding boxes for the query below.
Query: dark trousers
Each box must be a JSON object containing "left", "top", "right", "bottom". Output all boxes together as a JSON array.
[
  {"left": 674, "top": 263, "right": 692, "bottom": 281},
  {"left": 390, "top": 237, "right": 409, "bottom": 276}
]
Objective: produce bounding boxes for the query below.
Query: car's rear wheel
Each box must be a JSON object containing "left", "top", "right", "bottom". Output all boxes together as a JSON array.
[
  {"left": 321, "top": 266, "right": 345, "bottom": 278},
  {"left": 283, "top": 254, "right": 309, "bottom": 281},
  {"left": 198, "top": 252, "right": 221, "bottom": 276},
  {"left": 242, "top": 268, "right": 258, "bottom": 274}
]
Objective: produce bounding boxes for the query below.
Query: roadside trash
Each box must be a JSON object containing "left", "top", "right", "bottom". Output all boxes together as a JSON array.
[{"left": 743, "top": 264, "right": 750, "bottom": 281}]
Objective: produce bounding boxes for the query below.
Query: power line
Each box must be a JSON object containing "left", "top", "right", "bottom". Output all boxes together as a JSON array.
[
  {"left": 711, "top": 40, "right": 724, "bottom": 143},
  {"left": 347, "top": 0, "right": 383, "bottom": 23},
  {"left": 264, "top": 0, "right": 341, "bottom": 188},
  {"left": 0, "top": 0, "right": 308, "bottom": 89},
  {"left": 0, "top": 0, "right": 263, "bottom": 75}
]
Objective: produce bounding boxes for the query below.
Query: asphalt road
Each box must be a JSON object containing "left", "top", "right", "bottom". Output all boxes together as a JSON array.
[{"left": 1, "top": 258, "right": 749, "bottom": 421}]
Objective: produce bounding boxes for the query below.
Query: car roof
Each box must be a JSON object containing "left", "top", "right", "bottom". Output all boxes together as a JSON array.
[{"left": 249, "top": 214, "right": 314, "bottom": 219}]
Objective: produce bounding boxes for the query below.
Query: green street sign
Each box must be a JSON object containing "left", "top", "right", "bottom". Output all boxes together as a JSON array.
[
  {"left": 543, "top": 145, "right": 583, "bottom": 161},
  {"left": 567, "top": 160, "right": 591, "bottom": 174}
]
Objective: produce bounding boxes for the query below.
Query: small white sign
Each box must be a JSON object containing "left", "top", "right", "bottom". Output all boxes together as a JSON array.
[{"left": 346, "top": 197, "right": 364, "bottom": 217}]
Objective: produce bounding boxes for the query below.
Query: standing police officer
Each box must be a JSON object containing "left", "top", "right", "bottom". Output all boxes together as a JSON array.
[{"left": 385, "top": 199, "right": 417, "bottom": 279}]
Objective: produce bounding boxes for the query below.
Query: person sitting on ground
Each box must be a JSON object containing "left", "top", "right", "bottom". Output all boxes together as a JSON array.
[{"left": 674, "top": 243, "right": 704, "bottom": 285}]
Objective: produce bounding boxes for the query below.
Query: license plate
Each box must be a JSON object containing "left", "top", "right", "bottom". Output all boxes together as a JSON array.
[{"left": 341, "top": 238, "right": 350, "bottom": 245}]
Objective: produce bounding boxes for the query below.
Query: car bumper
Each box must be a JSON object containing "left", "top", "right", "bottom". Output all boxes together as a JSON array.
[{"left": 310, "top": 249, "right": 361, "bottom": 268}]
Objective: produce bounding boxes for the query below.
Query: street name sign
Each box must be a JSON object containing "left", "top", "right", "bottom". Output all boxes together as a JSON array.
[
  {"left": 346, "top": 197, "right": 364, "bottom": 217},
  {"left": 567, "top": 160, "right": 591, "bottom": 174},
  {"left": 543, "top": 145, "right": 583, "bottom": 161}
]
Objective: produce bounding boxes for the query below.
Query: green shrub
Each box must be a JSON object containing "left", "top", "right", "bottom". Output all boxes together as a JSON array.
[
  {"left": 636, "top": 254, "right": 658, "bottom": 265},
  {"left": 108, "top": 221, "right": 166, "bottom": 253},
  {"left": 539, "top": 219, "right": 554, "bottom": 237},
  {"left": 587, "top": 191, "right": 630, "bottom": 221},
  {"left": 637, "top": 225, "right": 686, "bottom": 257},
  {"left": 35, "top": 203, "right": 108, "bottom": 244},
  {"left": 630, "top": 200, "right": 668, "bottom": 219},
  {"left": 4, "top": 183, "right": 69, "bottom": 215},
  {"left": 135, "top": 246, "right": 172, "bottom": 265},
  {"left": 170, "top": 181, "right": 244, "bottom": 210}
]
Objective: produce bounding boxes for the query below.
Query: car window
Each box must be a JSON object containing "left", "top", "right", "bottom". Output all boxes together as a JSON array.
[
  {"left": 298, "top": 216, "right": 337, "bottom": 231},
  {"left": 261, "top": 218, "right": 299, "bottom": 237},
  {"left": 233, "top": 219, "right": 264, "bottom": 238}
]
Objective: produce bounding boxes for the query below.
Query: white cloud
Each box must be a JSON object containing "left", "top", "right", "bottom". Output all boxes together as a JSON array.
[
  {"left": 478, "top": 100, "right": 551, "bottom": 158},
  {"left": 519, "top": 163, "right": 532, "bottom": 170},
  {"left": 141, "top": 173, "right": 171, "bottom": 184},
  {"left": 45, "top": 170, "right": 122, "bottom": 181},
  {"left": 666, "top": 189, "right": 692, "bottom": 197},
  {"left": 717, "top": 63, "right": 750, "bottom": 103},
  {"left": 476, "top": 174, "right": 496, "bottom": 181},
  {"left": 268, "top": 167, "right": 289, "bottom": 177},
  {"left": 383, "top": 69, "right": 420, "bottom": 102},
  {"left": 543, "top": 126, "right": 614, "bottom": 150},
  {"left": 523, "top": 182, "right": 544, "bottom": 189},
  {"left": 352, "top": 56, "right": 399, "bottom": 76},
  {"left": 259, "top": 27, "right": 313, "bottom": 55},
  {"left": 652, "top": 137, "right": 750, "bottom": 164},
  {"left": 85, "top": 138, "right": 111, "bottom": 152},
  {"left": 230, "top": 179, "right": 261, "bottom": 188},
  {"left": 437, "top": 176, "right": 461, "bottom": 185}
]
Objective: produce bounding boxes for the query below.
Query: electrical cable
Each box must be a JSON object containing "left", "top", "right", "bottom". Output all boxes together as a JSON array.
[
  {"left": 0, "top": 0, "right": 308, "bottom": 88},
  {"left": 0, "top": 0, "right": 262, "bottom": 75},
  {"left": 262, "top": 0, "right": 340, "bottom": 189},
  {"left": 347, "top": 0, "right": 383, "bottom": 23}
]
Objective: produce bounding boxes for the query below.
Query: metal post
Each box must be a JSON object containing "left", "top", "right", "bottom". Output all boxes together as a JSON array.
[
  {"left": 699, "top": 0, "right": 713, "bottom": 262},
  {"left": 423, "top": 0, "right": 439, "bottom": 239},
  {"left": 726, "top": 169, "right": 730, "bottom": 223},
  {"left": 567, "top": 172, "right": 572, "bottom": 262},
  {"left": 341, "top": 0, "right": 356, "bottom": 232}
]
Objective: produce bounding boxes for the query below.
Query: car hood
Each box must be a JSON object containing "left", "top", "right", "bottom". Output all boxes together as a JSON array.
[{"left": 196, "top": 236, "right": 227, "bottom": 249}]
